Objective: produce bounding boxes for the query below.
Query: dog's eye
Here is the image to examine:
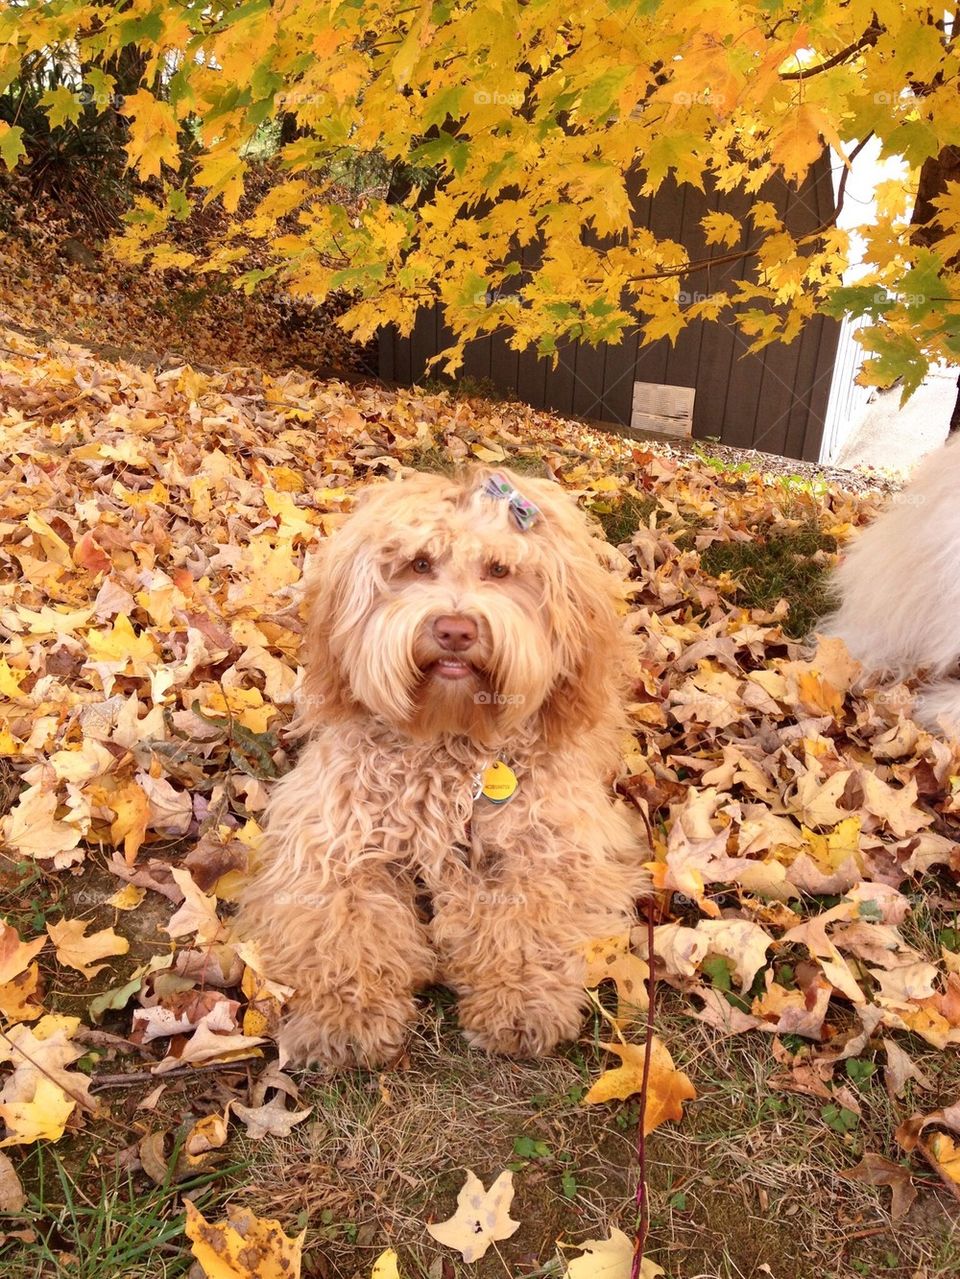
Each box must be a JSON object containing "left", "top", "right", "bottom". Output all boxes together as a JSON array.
[
  {"left": 411, "top": 556, "right": 432, "bottom": 575},
  {"left": 487, "top": 562, "right": 510, "bottom": 579}
]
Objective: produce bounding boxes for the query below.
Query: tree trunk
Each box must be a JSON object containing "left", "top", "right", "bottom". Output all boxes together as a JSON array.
[{"left": 911, "top": 144, "right": 960, "bottom": 254}]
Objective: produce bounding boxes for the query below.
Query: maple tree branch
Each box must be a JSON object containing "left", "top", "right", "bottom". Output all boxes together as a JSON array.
[
  {"left": 832, "top": 132, "right": 874, "bottom": 220},
  {"left": 779, "top": 25, "right": 884, "bottom": 80},
  {"left": 623, "top": 132, "right": 876, "bottom": 288}
]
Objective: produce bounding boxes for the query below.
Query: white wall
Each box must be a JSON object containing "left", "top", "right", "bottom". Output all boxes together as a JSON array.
[{"left": 819, "top": 138, "right": 911, "bottom": 463}]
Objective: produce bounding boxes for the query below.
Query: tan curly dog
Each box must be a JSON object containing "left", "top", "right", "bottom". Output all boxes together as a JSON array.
[{"left": 238, "top": 466, "right": 650, "bottom": 1067}]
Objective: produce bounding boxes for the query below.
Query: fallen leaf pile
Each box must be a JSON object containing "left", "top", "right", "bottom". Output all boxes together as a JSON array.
[
  {"left": 1, "top": 310, "right": 959, "bottom": 1244},
  {"left": 0, "top": 192, "right": 370, "bottom": 378}
]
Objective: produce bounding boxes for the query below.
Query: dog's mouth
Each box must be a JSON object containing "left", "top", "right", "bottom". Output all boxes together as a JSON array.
[{"left": 421, "top": 656, "right": 479, "bottom": 682}]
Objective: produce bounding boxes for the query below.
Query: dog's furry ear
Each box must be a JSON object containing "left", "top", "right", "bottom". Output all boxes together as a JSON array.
[
  {"left": 540, "top": 565, "right": 628, "bottom": 749},
  {"left": 505, "top": 474, "right": 629, "bottom": 749},
  {"left": 295, "top": 475, "right": 451, "bottom": 732},
  {"left": 294, "top": 541, "right": 353, "bottom": 730},
  {"left": 295, "top": 515, "right": 385, "bottom": 729}
]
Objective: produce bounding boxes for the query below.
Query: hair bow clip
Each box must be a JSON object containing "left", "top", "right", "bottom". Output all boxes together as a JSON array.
[{"left": 483, "top": 473, "right": 540, "bottom": 532}]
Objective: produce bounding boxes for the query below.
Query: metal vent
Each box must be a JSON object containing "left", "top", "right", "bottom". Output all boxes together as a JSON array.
[{"left": 630, "top": 381, "right": 695, "bottom": 437}]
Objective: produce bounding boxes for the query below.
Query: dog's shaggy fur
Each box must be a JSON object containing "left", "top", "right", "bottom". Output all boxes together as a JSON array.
[
  {"left": 821, "top": 432, "right": 960, "bottom": 737},
  {"left": 237, "top": 467, "right": 649, "bottom": 1067}
]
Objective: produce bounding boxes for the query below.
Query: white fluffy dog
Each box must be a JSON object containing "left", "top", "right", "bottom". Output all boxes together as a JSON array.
[
  {"left": 237, "top": 466, "right": 649, "bottom": 1068},
  {"left": 821, "top": 433, "right": 960, "bottom": 736}
]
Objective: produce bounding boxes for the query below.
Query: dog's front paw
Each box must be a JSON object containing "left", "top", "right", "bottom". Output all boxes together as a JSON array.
[
  {"left": 458, "top": 982, "right": 585, "bottom": 1057},
  {"left": 281, "top": 989, "right": 417, "bottom": 1070}
]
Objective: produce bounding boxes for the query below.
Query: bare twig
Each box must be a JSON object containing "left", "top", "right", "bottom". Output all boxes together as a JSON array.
[{"left": 90, "top": 1058, "right": 261, "bottom": 1091}]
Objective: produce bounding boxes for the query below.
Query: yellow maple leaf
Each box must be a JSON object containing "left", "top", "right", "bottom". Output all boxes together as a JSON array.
[
  {"left": 46, "top": 918, "right": 129, "bottom": 978},
  {"left": 184, "top": 1200, "right": 304, "bottom": 1278},
  {"left": 241, "top": 1006, "right": 269, "bottom": 1038},
  {"left": 185, "top": 1112, "right": 229, "bottom": 1155},
  {"left": 0, "top": 922, "right": 46, "bottom": 986},
  {"left": 0, "top": 659, "right": 27, "bottom": 699},
  {"left": 0, "top": 964, "right": 44, "bottom": 1024},
  {"left": 700, "top": 211, "right": 742, "bottom": 248},
  {"left": 196, "top": 685, "right": 276, "bottom": 734},
  {"left": 471, "top": 442, "right": 507, "bottom": 463},
  {"left": 642, "top": 306, "right": 685, "bottom": 344},
  {"left": 582, "top": 934, "right": 649, "bottom": 1023},
  {"left": 372, "top": 1250, "right": 401, "bottom": 1279},
  {"left": 263, "top": 487, "right": 316, "bottom": 538},
  {"left": 770, "top": 101, "right": 829, "bottom": 183},
  {"left": 927, "top": 1133, "right": 960, "bottom": 1186},
  {"left": 0, "top": 121, "right": 26, "bottom": 169},
  {"left": 263, "top": 464, "right": 306, "bottom": 493},
  {"left": 796, "top": 670, "right": 844, "bottom": 717},
  {"left": 194, "top": 146, "right": 247, "bottom": 213},
  {"left": 583, "top": 1037, "right": 696, "bottom": 1133},
  {"left": 106, "top": 884, "right": 146, "bottom": 911},
  {"left": 0, "top": 1015, "right": 95, "bottom": 1145},
  {"left": 25, "top": 511, "right": 72, "bottom": 566},
  {"left": 0, "top": 922, "right": 46, "bottom": 1024},
  {"left": 426, "top": 1169, "right": 520, "bottom": 1263},
  {"left": 85, "top": 614, "right": 159, "bottom": 674},
  {"left": 0, "top": 1075, "right": 76, "bottom": 1147},
  {"left": 563, "top": 1228, "right": 665, "bottom": 1279},
  {"left": 116, "top": 479, "right": 170, "bottom": 509},
  {"left": 800, "top": 816, "right": 862, "bottom": 874},
  {"left": 897, "top": 1006, "right": 956, "bottom": 1050},
  {"left": 123, "top": 90, "right": 180, "bottom": 181},
  {"left": 40, "top": 85, "right": 84, "bottom": 129},
  {"left": 108, "top": 780, "right": 151, "bottom": 864},
  {"left": 15, "top": 605, "right": 94, "bottom": 636}
]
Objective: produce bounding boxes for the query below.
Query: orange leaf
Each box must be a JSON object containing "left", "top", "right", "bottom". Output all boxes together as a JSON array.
[{"left": 583, "top": 1037, "right": 696, "bottom": 1133}]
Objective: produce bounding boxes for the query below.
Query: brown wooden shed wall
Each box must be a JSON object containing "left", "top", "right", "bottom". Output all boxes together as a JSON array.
[{"left": 379, "top": 154, "right": 841, "bottom": 462}]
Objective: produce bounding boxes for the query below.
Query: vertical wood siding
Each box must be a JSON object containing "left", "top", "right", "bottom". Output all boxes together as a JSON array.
[{"left": 379, "top": 154, "right": 841, "bottom": 462}]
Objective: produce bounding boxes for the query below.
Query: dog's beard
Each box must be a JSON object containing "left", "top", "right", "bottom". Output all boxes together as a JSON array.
[{"left": 336, "top": 593, "right": 556, "bottom": 743}]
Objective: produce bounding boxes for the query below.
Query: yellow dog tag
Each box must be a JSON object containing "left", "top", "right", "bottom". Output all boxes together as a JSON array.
[{"left": 481, "top": 761, "right": 518, "bottom": 805}]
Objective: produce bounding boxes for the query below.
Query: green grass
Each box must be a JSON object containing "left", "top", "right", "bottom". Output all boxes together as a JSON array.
[
  {"left": 699, "top": 522, "right": 837, "bottom": 637},
  {"left": 406, "top": 446, "right": 550, "bottom": 479},
  {"left": 591, "top": 493, "right": 658, "bottom": 546},
  {"left": 406, "top": 444, "right": 456, "bottom": 474},
  {"left": 4, "top": 1141, "right": 249, "bottom": 1279},
  {"left": 228, "top": 992, "right": 960, "bottom": 1279},
  {"left": 418, "top": 375, "right": 511, "bottom": 402},
  {"left": 692, "top": 443, "right": 756, "bottom": 477}
]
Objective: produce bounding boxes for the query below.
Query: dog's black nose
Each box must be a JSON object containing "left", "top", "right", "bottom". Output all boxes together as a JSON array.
[{"left": 433, "top": 614, "right": 478, "bottom": 651}]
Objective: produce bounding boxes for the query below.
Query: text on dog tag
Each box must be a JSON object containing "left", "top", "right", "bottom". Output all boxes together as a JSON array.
[{"left": 481, "top": 761, "right": 518, "bottom": 805}]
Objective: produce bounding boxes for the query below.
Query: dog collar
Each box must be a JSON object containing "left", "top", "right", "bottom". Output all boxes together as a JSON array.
[{"left": 471, "top": 760, "right": 519, "bottom": 806}]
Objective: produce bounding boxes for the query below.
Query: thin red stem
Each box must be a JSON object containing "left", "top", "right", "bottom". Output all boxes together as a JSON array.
[{"left": 630, "top": 905, "right": 657, "bottom": 1279}]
